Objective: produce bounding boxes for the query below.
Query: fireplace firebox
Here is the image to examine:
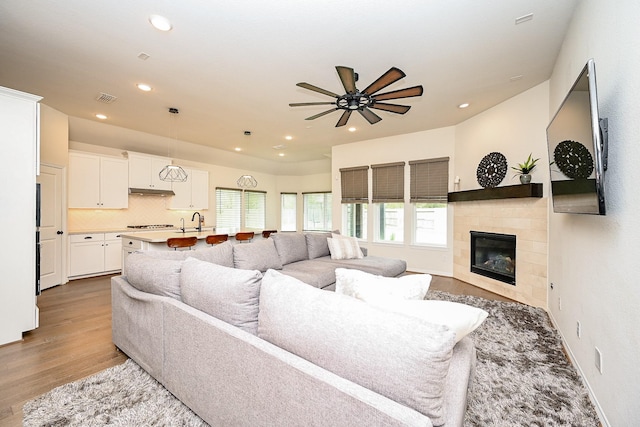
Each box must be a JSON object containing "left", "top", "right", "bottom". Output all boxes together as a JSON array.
[{"left": 470, "top": 231, "right": 516, "bottom": 285}]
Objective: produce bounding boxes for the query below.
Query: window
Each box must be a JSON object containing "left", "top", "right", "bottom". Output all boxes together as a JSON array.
[
  {"left": 216, "top": 187, "right": 241, "bottom": 231},
  {"left": 410, "top": 157, "right": 449, "bottom": 246},
  {"left": 244, "top": 190, "right": 266, "bottom": 230},
  {"left": 340, "top": 166, "right": 368, "bottom": 239},
  {"left": 372, "top": 162, "right": 405, "bottom": 243},
  {"left": 303, "top": 192, "right": 332, "bottom": 231},
  {"left": 280, "top": 192, "right": 297, "bottom": 231}
]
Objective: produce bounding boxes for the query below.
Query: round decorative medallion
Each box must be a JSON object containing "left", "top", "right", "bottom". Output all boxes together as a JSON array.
[
  {"left": 553, "top": 140, "right": 594, "bottom": 179},
  {"left": 476, "top": 152, "right": 508, "bottom": 188}
]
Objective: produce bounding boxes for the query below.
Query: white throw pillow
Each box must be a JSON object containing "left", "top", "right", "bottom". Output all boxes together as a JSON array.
[
  {"left": 335, "top": 268, "right": 431, "bottom": 300},
  {"left": 365, "top": 299, "right": 488, "bottom": 343},
  {"left": 326, "top": 234, "right": 363, "bottom": 260}
]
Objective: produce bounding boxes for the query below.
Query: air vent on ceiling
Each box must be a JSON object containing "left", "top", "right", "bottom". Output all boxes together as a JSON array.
[
  {"left": 96, "top": 92, "right": 118, "bottom": 104},
  {"left": 138, "top": 52, "right": 151, "bottom": 61},
  {"left": 272, "top": 144, "right": 287, "bottom": 150}
]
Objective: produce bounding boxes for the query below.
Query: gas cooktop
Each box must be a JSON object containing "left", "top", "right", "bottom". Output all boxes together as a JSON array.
[{"left": 126, "top": 224, "right": 174, "bottom": 229}]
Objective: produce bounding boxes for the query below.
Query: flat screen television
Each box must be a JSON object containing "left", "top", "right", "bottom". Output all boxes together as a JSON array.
[{"left": 546, "top": 58, "right": 608, "bottom": 215}]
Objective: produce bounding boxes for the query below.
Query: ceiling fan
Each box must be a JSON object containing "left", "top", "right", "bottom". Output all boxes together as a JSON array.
[{"left": 289, "top": 66, "right": 423, "bottom": 127}]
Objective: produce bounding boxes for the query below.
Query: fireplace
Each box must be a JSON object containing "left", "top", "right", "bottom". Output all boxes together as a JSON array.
[{"left": 470, "top": 231, "right": 516, "bottom": 285}]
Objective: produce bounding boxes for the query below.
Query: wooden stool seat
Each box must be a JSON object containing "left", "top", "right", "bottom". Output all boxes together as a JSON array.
[
  {"left": 205, "top": 234, "right": 229, "bottom": 245},
  {"left": 234, "top": 231, "right": 255, "bottom": 242},
  {"left": 166, "top": 236, "right": 198, "bottom": 250},
  {"left": 262, "top": 230, "right": 277, "bottom": 238}
]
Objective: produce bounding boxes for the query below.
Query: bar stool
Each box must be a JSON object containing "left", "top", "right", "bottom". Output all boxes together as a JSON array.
[
  {"left": 166, "top": 236, "right": 198, "bottom": 250},
  {"left": 205, "top": 234, "right": 229, "bottom": 245},
  {"left": 234, "top": 231, "right": 255, "bottom": 243},
  {"left": 261, "top": 230, "right": 277, "bottom": 238}
]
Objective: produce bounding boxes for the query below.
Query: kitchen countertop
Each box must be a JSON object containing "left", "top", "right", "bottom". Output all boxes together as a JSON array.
[
  {"left": 70, "top": 227, "right": 214, "bottom": 235},
  {"left": 120, "top": 228, "right": 230, "bottom": 243}
]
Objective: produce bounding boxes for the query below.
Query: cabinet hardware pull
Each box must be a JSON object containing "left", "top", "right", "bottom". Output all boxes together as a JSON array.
[{"left": 84, "top": 236, "right": 92, "bottom": 239}]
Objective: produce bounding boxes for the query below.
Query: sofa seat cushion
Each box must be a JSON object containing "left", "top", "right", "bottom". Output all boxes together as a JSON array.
[
  {"left": 271, "top": 232, "right": 309, "bottom": 265},
  {"left": 233, "top": 238, "right": 283, "bottom": 272},
  {"left": 280, "top": 260, "right": 338, "bottom": 289},
  {"left": 180, "top": 257, "right": 262, "bottom": 335},
  {"left": 125, "top": 253, "right": 183, "bottom": 300},
  {"left": 315, "top": 255, "right": 407, "bottom": 277},
  {"left": 258, "top": 269, "right": 457, "bottom": 425}
]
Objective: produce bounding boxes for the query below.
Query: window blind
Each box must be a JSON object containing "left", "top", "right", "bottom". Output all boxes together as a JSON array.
[
  {"left": 216, "top": 187, "right": 242, "bottom": 230},
  {"left": 340, "top": 166, "right": 369, "bottom": 203},
  {"left": 244, "top": 190, "right": 266, "bottom": 229},
  {"left": 409, "top": 157, "right": 449, "bottom": 203},
  {"left": 372, "top": 162, "right": 405, "bottom": 203}
]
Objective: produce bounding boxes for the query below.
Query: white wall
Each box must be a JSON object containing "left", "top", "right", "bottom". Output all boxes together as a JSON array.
[
  {"left": 547, "top": 1, "right": 640, "bottom": 425},
  {"left": 331, "top": 127, "right": 455, "bottom": 275}
]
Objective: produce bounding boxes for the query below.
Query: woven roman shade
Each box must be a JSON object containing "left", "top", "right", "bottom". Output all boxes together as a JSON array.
[
  {"left": 340, "top": 166, "right": 369, "bottom": 203},
  {"left": 372, "top": 162, "right": 405, "bottom": 203},
  {"left": 409, "top": 157, "right": 449, "bottom": 203}
]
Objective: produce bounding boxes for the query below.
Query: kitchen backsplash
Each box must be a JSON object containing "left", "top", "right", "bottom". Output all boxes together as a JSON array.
[{"left": 68, "top": 195, "right": 210, "bottom": 231}]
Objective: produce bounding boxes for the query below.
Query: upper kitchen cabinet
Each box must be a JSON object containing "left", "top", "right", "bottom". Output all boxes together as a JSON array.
[
  {"left": 128, "top": 152, "right": 173, "bottom": 191},
  {"left": 68, "top": 152, "right": 128, "bottom": 208},
  {"left": 169, "top": 168, "right": 209, "bottom": 209}
]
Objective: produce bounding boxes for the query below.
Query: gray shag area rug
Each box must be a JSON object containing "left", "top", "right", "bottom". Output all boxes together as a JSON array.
[{"left": 23, "top": 291, "right": 599, "bottom": 426}]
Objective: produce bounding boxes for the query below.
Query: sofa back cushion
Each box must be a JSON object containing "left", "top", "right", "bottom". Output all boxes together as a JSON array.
[
  {"left": 191, "top": 240, "right": 234, "bottom": 267},
  {"left": 258, "top": 269, "right": 456, "bottom": 425},
  {"left": 180, "top": 257, "right": 262, "bottom": 335},
  {"left": 304, "top": 232, "right": 332, "bottom": 259},
  {"left": 271, "top": 232, "right": 309, "bottom": 265},
  {"left": 233, "top": 238, "right": 283, "bottom": 272},
  {"left": 125, "top": 253, "right": 183, "bottom": 300}
]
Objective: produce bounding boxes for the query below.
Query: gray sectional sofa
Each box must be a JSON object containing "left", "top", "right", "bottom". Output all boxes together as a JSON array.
[{"left": 111, "top": 232, "right": 476, "bottom": 426}]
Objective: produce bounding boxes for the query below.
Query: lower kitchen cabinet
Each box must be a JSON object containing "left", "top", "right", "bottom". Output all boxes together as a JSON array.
[{"left": 69, "top": 232, "right": 123, "bottom": 278}]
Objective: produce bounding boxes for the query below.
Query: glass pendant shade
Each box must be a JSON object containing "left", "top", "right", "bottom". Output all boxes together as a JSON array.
[
  {"left": 237, "top": 174, "right": 258, "bottom": 189},
  {"left": 159, "top": 164, "right": 188, "bottom": 182}
]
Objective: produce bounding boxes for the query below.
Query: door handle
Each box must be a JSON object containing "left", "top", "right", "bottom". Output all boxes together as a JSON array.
[{"left": 56, "top": 230, "right": 64, "bottom": 235}]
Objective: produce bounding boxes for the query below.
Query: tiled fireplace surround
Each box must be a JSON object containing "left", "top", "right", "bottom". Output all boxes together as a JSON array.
[{"left": 452, "top": 197, "right": 548, "bottom": 308}]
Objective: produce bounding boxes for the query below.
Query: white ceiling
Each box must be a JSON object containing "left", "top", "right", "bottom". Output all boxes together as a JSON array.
[{"left": 0, "top": 0, "right": 578, "bottom": 169}]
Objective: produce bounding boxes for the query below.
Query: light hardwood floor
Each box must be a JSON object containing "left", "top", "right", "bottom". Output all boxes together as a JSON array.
[{"left": 0, "top": 273, "right": 511, "bottom": 426}]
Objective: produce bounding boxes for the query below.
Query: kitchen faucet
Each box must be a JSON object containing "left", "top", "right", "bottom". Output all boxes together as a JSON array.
[
  {"left": 180, "top": 218, "right": 185, "bottom": 233},
  {"left": 191, "top": 212, "right": 202, "bottom": 232}
]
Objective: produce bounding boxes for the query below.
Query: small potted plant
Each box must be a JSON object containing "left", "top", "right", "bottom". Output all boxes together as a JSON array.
[{"left": 511, "top": 153, "right": 539, "bottom": 184}]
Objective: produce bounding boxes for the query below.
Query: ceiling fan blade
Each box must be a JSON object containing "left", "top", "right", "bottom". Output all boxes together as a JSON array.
[
  {"left": 305, "top": 108, "right": 338, "bottom": 120},
  {"left": 358, "top": 108, "right": 382, "bottom": 125},
  {"left": 362, "top": 67, "right": 406, "bottom": 95},
  {"left": 370, "top": 102, "right": 411, "bottom": 114},
  {"left": 336, "top": 66, "right": 357, "bottom": 94},
  {"left": 296, "top": 82, "right": 340, "bottom": 98},
  {"left": 373, "top": 85, "right": 424, "bottom": 101},
  {"left": 335, "top": 110, "right": 352, "bottom": 127},
  {"left": 289, "top": 102, "right": 336, "bottom": 107}
]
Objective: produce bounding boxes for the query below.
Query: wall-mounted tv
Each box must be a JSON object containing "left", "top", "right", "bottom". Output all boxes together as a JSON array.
[{"left": 546, "top": 58, "right": 608, "bottom": 215}]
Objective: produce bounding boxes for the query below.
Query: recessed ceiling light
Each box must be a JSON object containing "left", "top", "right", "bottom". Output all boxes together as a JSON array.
[
  {"left": 285, "top": 135, "right": 293, "bottom": 140},
  {"left": 149, "top": 15, "right": 172, "bottom": 31},
  {"left": 458, "top": 103, "right": 470, "bottom": 109},
  {"left": 235, "top": 147, "right": 242, "bottom": 152},
  {"left": 137, "top": 83, "right": 152, "bottom": 92},
  {"left": 95, "top": 114, "right": 108, "bottom": 120},
  {"left": 278, "top": 153, "right": 285, "bottom": 157},
  {"left": 348, "top": 127, "right": 357, "bottom": 132}
]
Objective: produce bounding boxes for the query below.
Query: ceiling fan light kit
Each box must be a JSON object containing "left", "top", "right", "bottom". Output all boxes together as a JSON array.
[{"left": 289, "top": 66, "right": 423, "bottom": 127}]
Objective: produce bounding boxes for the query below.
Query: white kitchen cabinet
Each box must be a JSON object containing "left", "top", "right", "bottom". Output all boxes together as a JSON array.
[
  {"left": 169, "top": 168, "right": 209, "bottom": 209},
  {"left": 69, "top": 232, "right": 123, "bottom": 278},
  {"left": 68, "top": 152, "right": 128, "bottom": 208},
  {"left": 128, "top": 152, "right": 172, "bottom": 191}
]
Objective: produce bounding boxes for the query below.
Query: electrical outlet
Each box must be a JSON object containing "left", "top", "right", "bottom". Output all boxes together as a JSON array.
[
  {"left": 595, "top": 347, "right": 603, "bottom": 374},
  {"left": 576, "top": 321, "right": 581, "bottom": 338},
  {"left": 558, "top": 297, "right": 562, "bottom": 311}
]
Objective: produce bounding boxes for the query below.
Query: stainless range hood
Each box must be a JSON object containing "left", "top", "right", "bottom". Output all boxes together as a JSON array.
[{"left": 128, "top": 187, "right": 175, "bottom": 196}]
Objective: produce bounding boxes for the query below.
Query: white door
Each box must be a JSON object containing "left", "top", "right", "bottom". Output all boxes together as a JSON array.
[{"left": 37, "top": 165, "right": 64, "bottom": 290}]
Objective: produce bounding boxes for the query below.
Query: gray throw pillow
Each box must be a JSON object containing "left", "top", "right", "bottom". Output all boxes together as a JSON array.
[
  {"left": 271, "top": 232, "right": 309, "bottom": 265},
  {"left": 233, "top": 238, "right": 283, "bottom": 272},
  {"left": 258, "top": 269, "right": 456, "bottom": 425},
  {"left": 125, "top": 253, "right": 183, "bottom": 300},
  {"left": 180, "top": 257, "right": 262, "bottom": 335},
  {"left": 304, "top": 232, "right": 332, "bottom": 259}
]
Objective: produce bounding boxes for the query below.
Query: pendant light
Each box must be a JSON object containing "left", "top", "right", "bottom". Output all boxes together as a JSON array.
[
  {"left": 237, "top": 130, "right": 258, "bottom": 189},
  {"left": 159, "top": 107, "right": 188, "bottom": 182}
]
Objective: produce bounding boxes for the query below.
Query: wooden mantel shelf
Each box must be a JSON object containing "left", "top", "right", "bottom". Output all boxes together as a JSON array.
[{"left": 448, "top": 183, "right": 543, "bottom": 202}]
